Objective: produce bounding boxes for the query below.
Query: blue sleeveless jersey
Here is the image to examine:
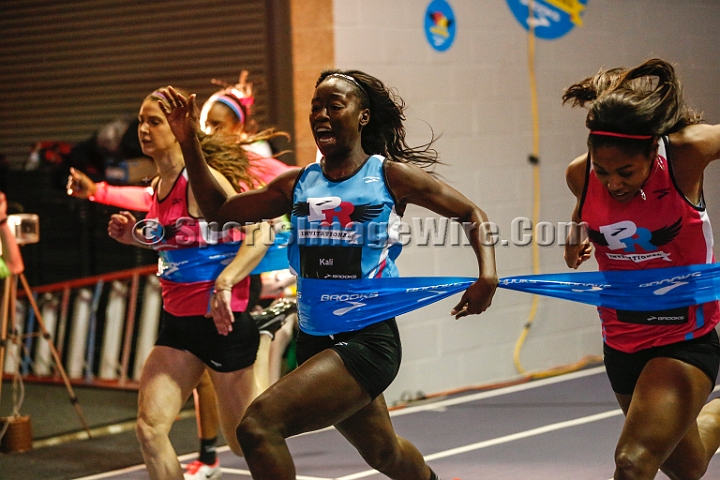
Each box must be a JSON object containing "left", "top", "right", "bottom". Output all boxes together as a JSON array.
[
  {"left": 289, "top": 155, "right": 402, "bottom": 280},
  {"left": 289, "top": 155, "right": 404, "bottom": 334}
]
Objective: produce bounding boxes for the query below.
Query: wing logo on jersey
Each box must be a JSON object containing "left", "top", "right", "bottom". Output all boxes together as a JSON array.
[
  {"left": 586, "top": 218, "right": 681, "bottom": 263},
  {"left": 293, "top": 196, "right": 384, "bottom": 227}
]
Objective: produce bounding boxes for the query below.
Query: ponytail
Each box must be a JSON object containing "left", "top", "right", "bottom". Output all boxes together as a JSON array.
[{"left": 562, "top": 59, "right": 701, "bottom": 137}]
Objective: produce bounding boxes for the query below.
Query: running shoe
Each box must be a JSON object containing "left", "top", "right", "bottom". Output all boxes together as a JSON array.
[
  {"left": 183, "top": 459, "right": 221, "bottom": 480},
  {"left": 251, "top": 298, "right": 296, "bottom": 339}
]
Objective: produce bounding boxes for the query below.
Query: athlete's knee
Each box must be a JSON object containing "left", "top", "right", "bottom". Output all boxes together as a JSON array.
[
  {"left": 356, "top": 436, "right": 402, "bottom": 474},
  {"left": 614, "top": 443, "right": 657, "bottom": 479},
  {"left": 235, "top": 401, "right": 279, "bottom": 453},
  {"left": 135, "top": 415, "right": 163, "bottom": 451}
]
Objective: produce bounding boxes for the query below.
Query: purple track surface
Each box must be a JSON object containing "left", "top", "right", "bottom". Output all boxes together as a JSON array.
[{"left": 75, "top": 366, "right": 720, "bottom": 480}]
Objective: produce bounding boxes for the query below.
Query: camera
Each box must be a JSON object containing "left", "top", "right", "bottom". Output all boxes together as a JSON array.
[{"left": 7, "top": 214, "right": 40, "bottom": 245}]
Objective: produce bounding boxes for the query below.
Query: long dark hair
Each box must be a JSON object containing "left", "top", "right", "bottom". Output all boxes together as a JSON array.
[
  {"left": 315, "top": 69, "right": 441, "bottom": 169},
  {"left": 562, "top": 58, "right": 702, "bottom": 156}
]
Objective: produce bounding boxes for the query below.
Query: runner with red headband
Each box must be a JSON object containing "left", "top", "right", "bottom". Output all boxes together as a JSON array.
[{"left": 563, "top": 58, "right": 720, "bottom": 480}]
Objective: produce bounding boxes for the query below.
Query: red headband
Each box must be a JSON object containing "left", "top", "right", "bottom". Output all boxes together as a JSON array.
[{"left": 590, "top": 130, "right": 653, "bottom": 140}]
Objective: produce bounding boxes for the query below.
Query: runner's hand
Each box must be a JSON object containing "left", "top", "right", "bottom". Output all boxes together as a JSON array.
[
  {"left": 451, "top": 275, "right": 497, "bottom": 319},
  {"left": 157, "top": 86, "right": 200, "bottom": 146},
  {"left": 565, "top": 237, "right": 592, "bottom": 269},
  {"left": 210, "top": 288, "right": 234, "bottom": 336},
  {"left": 108, "top": 211, "right": 137, "bottom": 246}
]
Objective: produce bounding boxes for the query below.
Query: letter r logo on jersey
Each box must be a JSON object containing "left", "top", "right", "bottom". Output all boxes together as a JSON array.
[
  {"left": 307, "top": 196, "right": 355, "bottom": 226},
  {"left": 599, "top": 221, "right": 636, "bottom": 250},
  {"left": 598, "top": 220, "right": 654, "bottom": 252}
]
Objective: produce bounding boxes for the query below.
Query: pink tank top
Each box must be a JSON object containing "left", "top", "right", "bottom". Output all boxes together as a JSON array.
[
  {"left": 579, "top": 138, "right": 719, "bottom": 352},
  {"left": 147, "top": 170, "right": 249, "bottom": 316}
]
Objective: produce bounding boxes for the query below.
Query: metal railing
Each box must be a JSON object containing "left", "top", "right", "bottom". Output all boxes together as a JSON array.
[{"left": 2, "top": 264, "right": 161, "bottom": 390}]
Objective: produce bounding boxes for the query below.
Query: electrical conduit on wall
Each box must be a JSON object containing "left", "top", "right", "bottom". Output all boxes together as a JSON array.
[{"left": 511, "top": 0, "right": 599, "bottom": 377}]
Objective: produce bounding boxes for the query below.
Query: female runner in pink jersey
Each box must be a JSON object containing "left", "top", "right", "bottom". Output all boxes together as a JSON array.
[
  {"left": 564, "top": 58, "right": 720, "bottom": 480},
  {"left": 68, "top": 77, "right": 296, "bottom": 479},
  {"left": 107, "top": 88, "right": 273, "bottom": 480}
]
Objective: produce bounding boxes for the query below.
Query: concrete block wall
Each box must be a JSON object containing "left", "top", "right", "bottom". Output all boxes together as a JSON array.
[{"left": 330, "top": 0, "right": 720, "bottom": 403}]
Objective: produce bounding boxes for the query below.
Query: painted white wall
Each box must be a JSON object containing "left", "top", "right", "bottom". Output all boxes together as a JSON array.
[{"left": 331, "top": 0, "right": 720, "bottom": 403}]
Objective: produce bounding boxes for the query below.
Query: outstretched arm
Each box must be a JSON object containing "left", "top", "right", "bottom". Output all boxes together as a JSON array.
[
  {"left": 157, "top": 87, "right": 229, "bottom": 222},
  {"left": 67, "top": 167, "right": 154, "bottom": 212},
  {"left": 386, "top": 162, "right": 497, "bottom": 319},
  {"left": 158, "top": 87, "right": 295, "bottom": 225}
]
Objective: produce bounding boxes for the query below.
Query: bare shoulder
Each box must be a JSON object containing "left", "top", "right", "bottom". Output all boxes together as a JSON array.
[
  {"left": 668, "top": 124, "right": 720, "bottom": 163},
  {"left": 385, "top": 159, "right": 421, "bottom": 175},
  {"left": 566, "top": 154, "right": 587, "bottom": 198},
  {"left": 384, "top": 160, "right": 434, "bottom": 191}
]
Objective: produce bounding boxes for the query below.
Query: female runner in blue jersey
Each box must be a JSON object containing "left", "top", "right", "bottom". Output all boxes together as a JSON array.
[
  {"left": 156, "top": 70, "right": 497, "bottom": 480},
  {"left": 563, "top": 58, "right": 720, "bottom": 480}
]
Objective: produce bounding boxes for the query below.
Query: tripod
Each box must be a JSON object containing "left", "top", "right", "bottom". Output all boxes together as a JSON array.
[{"left": 0, "top": 272, "right": 91, "bottom": 437}]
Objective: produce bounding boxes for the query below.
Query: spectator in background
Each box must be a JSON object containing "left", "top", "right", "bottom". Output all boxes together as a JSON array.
[{"left": 67, "top": 116, "right": 150, "bottom": 182}]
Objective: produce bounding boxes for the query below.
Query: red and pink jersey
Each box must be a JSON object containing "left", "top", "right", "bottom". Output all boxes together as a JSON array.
[
  {"left": 579, "top": 137, "right": 719, "bottom": 353},
  {"left": 91, "top": 157, "right": 296, "bottom": 315},
  {"left": 147, "top": 170, "right": 249, "bottom": 316}
]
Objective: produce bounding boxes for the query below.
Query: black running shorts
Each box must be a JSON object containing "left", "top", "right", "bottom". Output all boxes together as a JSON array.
[
  {"left": 604, "top": 329, "right": 720, "bottom": 395},
  {"left": 155, "top": 309, "right": 260, "bottom": 372},
  {"left": 295, "top": 318, "right": 402, "bottom": 399}
]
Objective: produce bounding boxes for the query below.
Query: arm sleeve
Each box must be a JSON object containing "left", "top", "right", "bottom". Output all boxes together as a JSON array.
[{"left": 89, "top": 182, "right": 153, "bottom": 212}]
